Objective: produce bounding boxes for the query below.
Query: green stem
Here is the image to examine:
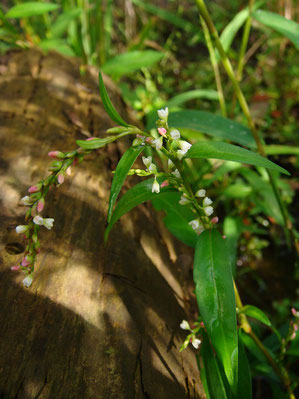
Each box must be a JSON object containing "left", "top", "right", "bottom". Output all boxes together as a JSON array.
[
  {"left": 236, "top": 0, "right": 254, "bottom": 81},
  {"left": 200, "top": 17, "right": 227, "bottom": 117},
  {"left": 194, "top": 0, "right": 294, "bottom": 250}
]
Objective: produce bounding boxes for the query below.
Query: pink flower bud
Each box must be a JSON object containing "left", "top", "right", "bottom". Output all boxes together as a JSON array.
[
  {"left": 57, "top": 174, "right": 64, "bottom": 184},
  {"left": 66, "top": 167, "right": 72, "bottom": 176},
  {"left": 294, "top": 324, "right": 298, "bottom": 332},
  {"left": 222, "top": 235, "right": 227, "bottom": 239},
  {"left": 158, "top": 127, "right": 167, "bottom": 136},
  {"left": 21, "top": 257, "right": 30, "bottom": 267},
  {"left": 37, "top": 198, "right": 45, "bottom": 212},
  {"left": 211, "top": 217, "right": 219, "bottom": 224},
  {"left": 161, "top": 180, "right": 169, "bottom": 188},
  {"left": 11, "top": 266, "right": 20, "bottom": 271},
  {"left": 28, "top": 184, "right": 41, "bottom": 193},
  {"left": 200, "top": 321, "right": 205, "bottom": 328},
  {"left": 145, "top": 137, "right": 153, "bottom": 143},
  {"left": 291, "top": 308, "right": 297, "bottom": 317},
  {"left": 48, "top": 151, "right": 64, "bottom": 159}
]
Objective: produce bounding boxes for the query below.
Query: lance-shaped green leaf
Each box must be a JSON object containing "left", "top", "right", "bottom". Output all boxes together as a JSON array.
[
  {"left": 151, "top": 192, "right": 198, "bottom": 247},
  {"left": 5, "top": 2, "right": 60, "bottom": 18},
  {"left": 76, "top": 131, "right": 133, "bottom": 150},
  {"left": 50, "top": 8, "right": 82, "bottom": 38},
  {"left": 185, "top": 141, "right": 290, "bottom": 175},
  {"left": 194, "top": 229, "right": 238, "bottom": 393},
  {"left": 238, "top": 331, "right": 252, "bottom": 399},
  {"left": 105, "top": 178, "right": 176, "bottom": 241},
  {"left": 239, "top": 305, "right": 271, "bottom": 327},
  {"left": 107, "top": 146, "right": 144, "bottom": 223},
  {"left": 200, "top": 330, "right": 229, "bottom": 399},
  {"left": 98, "top": 71, "right": 129, "bottom": 127},
  {"left": 253, "top": 10, "right": 299, "bottom": 50}
]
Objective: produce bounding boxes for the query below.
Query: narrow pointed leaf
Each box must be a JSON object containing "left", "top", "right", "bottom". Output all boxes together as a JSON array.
[
  {"left": 185, "top": 141, "right": 290, "bottom": 175},
  {"left": 107, "top": 146, "right": 144, "bottom": 222},
  {"left": 194, "top": 229, "right": 238, "bottom": 392},
  {"left": 76, "top": 131, "right": 133, "bottom": 150},
  {"left": 253, "top": 10, "right": 299, "bottom": 49},
  {"left": 151, "top": 192, "right": 198, "bottom": 247},
  {"left": 238, "top": 331, "right": 252, "bottom": 399},
  {"left": 5, "top": 2, "right": 60, "bottom": 18},
  {"left": 239, "top": 305, "right": 271, "bottom": 327},
  {"left": 105, "top": 178, "right": 176, "bottom": 241},
  {"left": 200, "top": 331, "right": 229, "bottom": 399},
  {"left": 50, "top": 8, "right": 82, "bottom": 38},
  {"left": 98, "top": 72, "right": 129, "bottom": 127}
]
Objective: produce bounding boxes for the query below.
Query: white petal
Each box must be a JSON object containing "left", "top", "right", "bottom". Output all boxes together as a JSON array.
[
  {"left": 191, "top": 338, "right": 201, "bottom": 349},
  {"left": 179, "top": 195, "right": 189, "bottom": 205},
  {"left": 195, "top": 189, "right": 206, "bottom": 198},
  {"left": 43, "top": 218, "right": 54, "bottom": 230},
  {"left": 203, "top": 197, "right": 213, "bottom": 206},
  {"left": 21, "top": 196, "right": 31, "bottom": 206},
  {"left": 179, "top": 140, "right": 192, "bottom": 153},
  {"left": 142, "top": 156, "right": 152, "bottom": 168},
  {"left": 157, "top": 107, "right": 168, "bottom": 121},
  {"left": 16, "top": 225, "right": 28, "bottom": 234},
  {"left": 170, "top": 129, "right": 180, "bottom": 140},
  {"left": 33, "top": 215, "right": 44, "bottom": 225},
  {"left": 151, "top": 179, "right": 160, "bottom": 194},
  {"left": 23, "top": 275, "right": 33, "bottom": 288},
  {"left": 180, "top": 320, "right": 190, "bottom": 330},
  {"left": 172, "top": 169, "right": 181, "bottom": 179},
  {"left": 152, "top": 137, "right": 163, "bottom": 151},
  {"left": 148, "top": 163, "right": 157, "bottom": 174},
  {"left": 189, "top": 219, "right": 199, "bottom": 230},
  {"left": 168, "top": 159, "right": 174, "bottom": 170},
  {"left": 204, "top": 206, "right": 214, "bottom": 216},
  {"left": 177, "top": 150, "right": 185, "bottom": 160}
]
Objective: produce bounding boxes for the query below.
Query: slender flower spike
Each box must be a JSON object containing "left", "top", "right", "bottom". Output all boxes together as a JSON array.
[
  {"left": 16, "top": 225, "right": 28, "bottom": 234},
  {"left": 170, "top": 129, "right": 180, "bottom": 140},
  {"left": 43, "top": 218, "right": 54, "bottom": 230},
  {"left": 21, "top": 196, "right": 32, "bottom": 206},
  {"left": 23, "top": 275, "right": 33, "bottom": 288},
  {"left": 33, "top": 215, "right": 44, "bottom": 225},
  {"left": 178, "top": 140, "right": 192, "bottom": 153},
  {"left": 204, "top": 206, "right": 214, "bottom": 216},
  {"left": 180, "top": 320, "right": 190, "bottom": 330},
  {"left": 152, "top": 137, "right": 163, "bottom": 151},
  {"left": 203, "top": 197, "right": 213, "bottom": 206},
  {"left": 152, "top": 179, "right": 160, "bottom": 194},
  {"left": 191, "top": 338, "right": 201, "bottom": 349},
  {"left": 157, "top": 107, "right": 168, "bottom": 121},
  {"left": 142, "top": 156, "right": 152, "bottom": 169},
  {"left": 158, "top": 127, "right": 167, "bottom": 136},
  {"left": 195, "top": 189, "right": 206, "bottom": 198}
]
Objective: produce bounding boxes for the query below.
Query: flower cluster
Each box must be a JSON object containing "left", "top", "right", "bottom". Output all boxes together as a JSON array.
[
  {"left": 179, "top": 319, "right": 203, "bottom": 351},
  {"left": 12, "top": 146, "right": 92, "bottom": 287}
]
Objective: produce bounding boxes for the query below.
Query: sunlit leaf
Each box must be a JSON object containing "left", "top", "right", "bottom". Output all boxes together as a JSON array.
[
  {"left": 194, "top": 229, "right": 238, "bottom": 393},
  {"left": 39, "top": 39, "right": 75, "bottom": 56},
  {"left": 101, "top": 50, "right": 164, "bottom": 79},
  {"left": 166, "top": 90, "right": 219, "bottom": 108},
  {"left": 107, "top": 146, "right": 144, "bottom": 222},
  {"left": 239, "top": 305, "right": 271, "bottom": 327},
  {"left": 105, "top": 178, "right": 176, "bottom": 241},
  {"left": 185, "top": 141, "right": 290, "bottom": 175},
  {"left": 253, "top": 9, "right": 299, "bottom": 49},
  {"left": 5, "top": 2, "right": 60, "bottom": 18},
  {"left": 50, "top": 8, "right": 82, "bottom": 38}
]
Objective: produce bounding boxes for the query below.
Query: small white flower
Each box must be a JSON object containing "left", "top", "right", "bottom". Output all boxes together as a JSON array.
[
  {"left": 23, "top": 275, "right": 33, "bottom": 288},
  {"left": 203, "top": 197, "right": 213, "bottom": 206},
  {"left": 170, "top": 129, "right": 180, "bottom": 140},
  {"left": 152, "top": 137, "right": 163, "bottom": 151},
  {"left": 177, "top": 150, "right": 185, "bottom": 160},
  {"left": 152, "top": 179, "right": 160, "bottom": 194},
  {"left": 189, "top": 219, "right": 200, "bottom": 230},
  {"left": 148, "top": 163, "right": 157, "bottom": 174},
  {"left": 204, "top": 206, "right": 214, "bottom": 216},
  {"left": 191, "top": 338, "right": 201, "bottom": 349},
  {"left": 43, "top": 218, "right": 54, "bottom": 230},
  {"left": 172, "top": 169, "right": 181, "bottom": 179},
  {"left": 180, "top": 320, "right": 190, "bottom": 330},
  {"left": 168, "top": 159, "right": 174, "bottom": 170},
  {"left": 157, "top": 107, "right": 168, "bottom": 121},
  {"left": 195, "top": 189, "right": 206, "bottom": 198},
  {"left": 33, "top": 215, "right": 44, "bottom": 225},
  {"left": 142, "top": 156, "right": 152, "bottom": 168},
  {"left": 179, "top": 195, "right": 190, "bottom": 205},
  {"left": 178, "top": 140, "right": 192, "bottom": 153},
  {"left": 21, "top": 196, "right": 31, "bottom": 206},
  {"left": 16, "top": 225, "right": 28, "bottom": 234}
]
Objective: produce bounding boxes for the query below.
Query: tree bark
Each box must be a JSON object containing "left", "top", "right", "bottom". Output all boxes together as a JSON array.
[{"left": 0, "top": 49, "right": 204, "bottom": 399}]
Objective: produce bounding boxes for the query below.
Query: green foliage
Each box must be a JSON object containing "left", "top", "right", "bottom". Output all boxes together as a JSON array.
[
  {"left": 5, "top": 2, "right": 60, "bottom": 18},
  {"left": 194, "top": 229, "right": 238, "bottom": 393},
  {"left": 239, "top": 305, "right": 271, "bottom": 327}
]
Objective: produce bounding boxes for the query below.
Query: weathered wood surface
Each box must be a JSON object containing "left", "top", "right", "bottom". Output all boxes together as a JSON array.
[{"left": 0, "top": 49, "right": 204, "bottom": 399}]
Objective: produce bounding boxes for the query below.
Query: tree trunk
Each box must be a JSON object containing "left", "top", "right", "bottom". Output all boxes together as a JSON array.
[{"left": 0, "top": 49, "right": 204, "bottom": 399}]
